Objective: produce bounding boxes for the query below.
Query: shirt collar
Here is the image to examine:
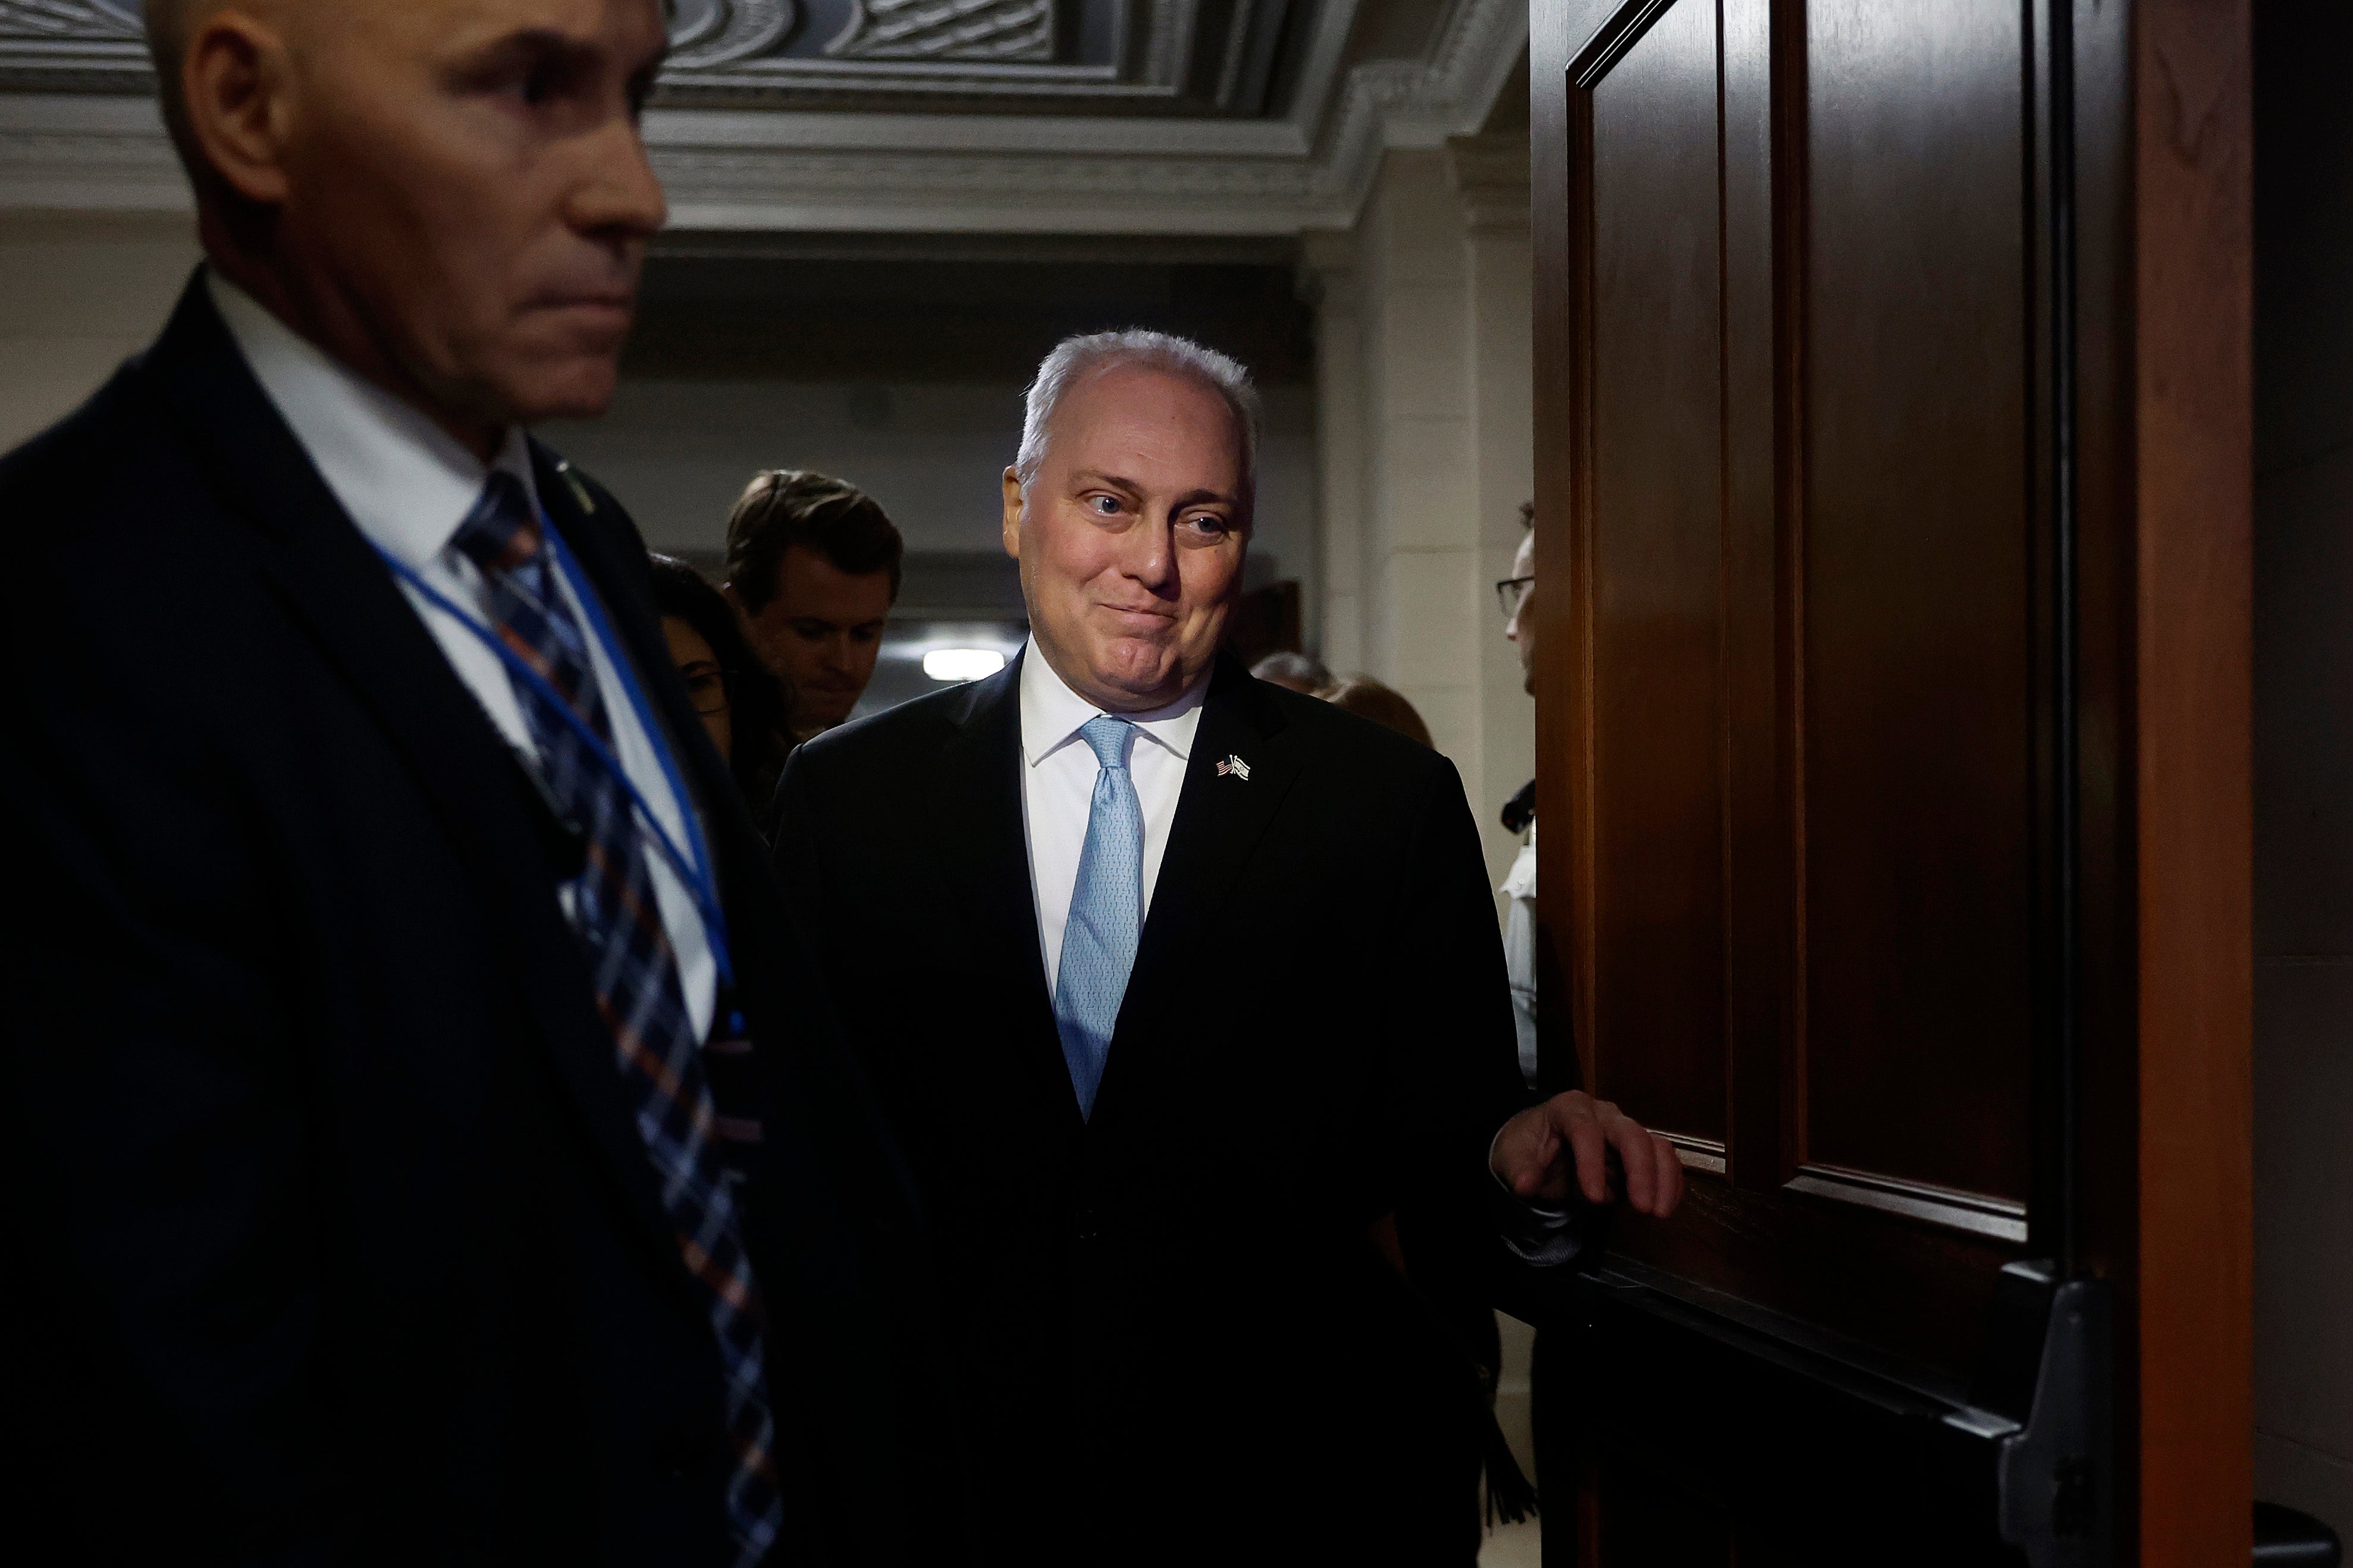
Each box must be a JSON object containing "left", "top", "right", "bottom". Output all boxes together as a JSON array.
[
  {"left": 1018, "top": 636, "right": 1209, "bottom": 769},
  {"left": 208, "top": 269, "right": 541, "bottom": 570}
]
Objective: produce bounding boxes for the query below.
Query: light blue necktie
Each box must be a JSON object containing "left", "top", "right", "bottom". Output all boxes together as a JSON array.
[{"left": 1054, "top": 715, "right": 1143, "bottom": 1119}]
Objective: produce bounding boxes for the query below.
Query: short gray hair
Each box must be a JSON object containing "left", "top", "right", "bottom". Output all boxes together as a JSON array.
[{"left": 1014, "top": 329, "right": 1261, "bottom": 520}]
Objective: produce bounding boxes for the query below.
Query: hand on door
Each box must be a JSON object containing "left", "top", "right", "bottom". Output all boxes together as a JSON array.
[{"left": 1491, "top": 1091, "right": 1686, "bottom": 1219}]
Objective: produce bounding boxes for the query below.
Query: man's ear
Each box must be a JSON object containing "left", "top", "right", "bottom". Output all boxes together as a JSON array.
[
  {"left": 183, "top": 8, "right": 296, "bottom": 208},
  {"left": 1000, "top": 467, "right": 1024, "bottom": 561}
]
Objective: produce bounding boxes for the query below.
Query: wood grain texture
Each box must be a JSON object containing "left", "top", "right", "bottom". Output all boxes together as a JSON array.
[
  {"left": 1611, "top": 1174, "right": 2016, "bottom": 1374},
  {"left": 2132, "top": 0, "right": 2255, "bottom": 1561},
  {"left": 1585, "top": 0, "right": 1731, "bottom": 1146},
  {"left": 1794, "top": 0, "right": 2037, "bottom": 1205},
  {"left": 1532, "top": 0, "right": 1615, "bottom": 1110},
  {"left": 1532, "top": 0, "right": 2255, "bottom": 1557},
  {"left": 1558, "top": 0, "right": 2044, "bottom": 1387},
  {"left": 1719, "top": 0, "right": 1781, "bottom": 1195}
]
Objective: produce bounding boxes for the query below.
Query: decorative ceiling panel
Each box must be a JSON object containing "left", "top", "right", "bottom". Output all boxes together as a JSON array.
[
  {"left": 827, "top": 0, "right": 1058, "bottom": 64},
  {"left": 650, "top": 0, "right": 1137, "bottom": 108},
  {"left": 0, "top": 0, "right": 137, "bottom": 33},
  {"left": 667, "top": 0, "right": 801, "bottom": 68},
  {"left": 0, "top": 0, "right": 1531, "bottom": 238},
  {"left": 0, "top": 0, "right": 143, "bottom": 92},
  {"left": 0, "top": 0, "right": 1299, "bottom": 116}
]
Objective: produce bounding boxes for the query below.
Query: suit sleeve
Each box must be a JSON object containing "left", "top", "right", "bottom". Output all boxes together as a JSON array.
[
  {"left": 1383, "top": 753, "right": 1595, "bottom": 1309},
  {"left": 765, "top": 742, "right": 830, "bottom": 946},
  {"left": 1, "top": 594, "right": 343, "bottom": 1561}
]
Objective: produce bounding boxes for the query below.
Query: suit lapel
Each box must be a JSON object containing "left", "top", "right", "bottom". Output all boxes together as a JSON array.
[
  {"left": 528, "top": 442, "right": 793, "bottom": 1018},
  {"left": 933, "top": 653, "right": 1086, "bottom": 1133},
  {"left": 526, "top": 442, "right": 730, "bottom": 859},
  {"left": 137, "top": 276, "right": 686, "bottom": 1278},
  {"left": 1094, "top": 655, "right": 1303, "bottom": 1119}
]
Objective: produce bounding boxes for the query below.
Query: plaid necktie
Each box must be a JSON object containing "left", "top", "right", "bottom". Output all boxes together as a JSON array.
[
  {"left": 1053, "top": 715, "right": 1143, "bottom": 1118},
  {"left": 450, "top": 472, "right": 783, "bottom": 1566}
]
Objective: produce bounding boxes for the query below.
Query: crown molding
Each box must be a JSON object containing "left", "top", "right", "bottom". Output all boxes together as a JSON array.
[
  {"left": 1447, "top": 131, "right": 1531, "bottom": 234},
  {"left": 0, "top": 0, "right": 1528, "bottom": 235}
]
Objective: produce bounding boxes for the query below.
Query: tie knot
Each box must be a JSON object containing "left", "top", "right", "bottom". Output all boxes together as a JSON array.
[
  {"left": 450, "top": 470, "right": 542, "bottom": 575},
  {"left": 1078, "top": 714, "right": 1134, "bottom": 770}
]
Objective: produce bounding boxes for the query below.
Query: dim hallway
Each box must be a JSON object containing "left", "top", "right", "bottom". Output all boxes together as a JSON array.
[{"left": 0, "top": 1, "right": 2345, "bottom": 1563}]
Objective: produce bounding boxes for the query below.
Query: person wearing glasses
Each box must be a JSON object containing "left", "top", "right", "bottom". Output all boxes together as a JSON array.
[
  {"left": 1499, "top": 499, "right": 1579, "bottom": 1542},
  {"left": 649, "top": 553, "right": 797, "bottom": 824},
  {"left": 1496, "top": 501, "right": 1541, "bottom": 1088}
]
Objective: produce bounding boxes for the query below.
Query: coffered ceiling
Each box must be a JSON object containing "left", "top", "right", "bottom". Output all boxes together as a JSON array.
[
  {"left": 0, "top": 0, "right": 1527, "bottom": 231},
  {"left": 3, "top": 0, "right": 1303, "bottom": 114}
]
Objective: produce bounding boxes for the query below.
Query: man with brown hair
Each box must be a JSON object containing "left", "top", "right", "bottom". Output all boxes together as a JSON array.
[{"left": 723, "top": 468, "right": 904, "bottom": 737}]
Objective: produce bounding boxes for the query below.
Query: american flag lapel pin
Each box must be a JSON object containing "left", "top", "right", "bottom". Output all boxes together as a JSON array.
[{"left": 1216, "top": 753, "right": 1251, "bottom": 781}]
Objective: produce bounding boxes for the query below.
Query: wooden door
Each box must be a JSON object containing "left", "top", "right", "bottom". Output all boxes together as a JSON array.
[{"left": 1528, "top": 1, "right": 2251, "bottom": 1563}]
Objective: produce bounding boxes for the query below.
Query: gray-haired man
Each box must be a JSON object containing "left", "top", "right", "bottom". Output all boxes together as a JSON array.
[{"left": 770, "top": 330, "right": 1681, "bottom": 1564}]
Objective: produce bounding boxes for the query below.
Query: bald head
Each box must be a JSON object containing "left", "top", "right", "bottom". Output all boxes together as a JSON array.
[
  {"left": 154, "top": 0, "right": 670, "bottom": 457},
  {"left": 145, "top": 0, "right": 232, "bottom": 165},
  {"left": 140, "top": 0, "right": 206, "bottom": 61},
  {"left": 141, "top": 0, "right": 197, "bottom": 64}
]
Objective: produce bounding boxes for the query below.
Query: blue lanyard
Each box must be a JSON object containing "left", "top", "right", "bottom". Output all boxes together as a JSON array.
[{"left": 367, "top": 516, "right": 739, "bottom": 1005}]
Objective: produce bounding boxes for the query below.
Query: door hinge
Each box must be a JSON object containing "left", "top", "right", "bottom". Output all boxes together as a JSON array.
[{"left": 1996, "top": 1267, "right": 2114, "bottom": 1568}]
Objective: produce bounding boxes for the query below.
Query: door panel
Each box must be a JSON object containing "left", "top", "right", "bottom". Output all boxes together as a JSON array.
[
  {"left": 1799, "top": 0, "right": 2037, "bottom": 1209},
  {"left": 1586, "top": 0, "right": 1728, "bottom": 1150},
  {"left": 1530, "top": 0, "right": 2252, "bottom": 1561},
  {"left": 1556, "top": 0, "right": 2037, "bottom": 1385}
]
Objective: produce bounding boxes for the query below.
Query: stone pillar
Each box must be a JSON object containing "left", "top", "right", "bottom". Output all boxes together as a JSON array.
[
  {"left": 1300, "top": 228, "right": 1365, "bottom": 674},
  {"left": 1303, "top": 139, "right": 1535, "bottom": 900},
  {"left": 1453, "top": 133, "right": 1538, "bottom": 895},
  {"left": 1357, "top": 146, "right": 1483, "bottom": 792}
]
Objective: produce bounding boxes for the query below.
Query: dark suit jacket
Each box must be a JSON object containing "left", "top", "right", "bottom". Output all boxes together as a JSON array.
[
  {"left": 770, "top": 651, "right": 1548, "bottom": 1564},
  {"left": 0, "top": 275, "right": 966, "bottom": 1567}
]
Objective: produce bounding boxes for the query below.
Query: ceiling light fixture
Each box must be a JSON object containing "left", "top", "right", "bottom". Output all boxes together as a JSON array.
[{"left": 923, "top": 648, "right": 1008, "bottom": 683}]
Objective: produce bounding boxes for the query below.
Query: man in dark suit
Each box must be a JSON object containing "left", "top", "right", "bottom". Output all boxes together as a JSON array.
[
  {"left": 1, "top": 2, "right": 961, "bottom": 1562},
  {"left": 771, "top": 331, "right": 1684, "bottom": 1564}
]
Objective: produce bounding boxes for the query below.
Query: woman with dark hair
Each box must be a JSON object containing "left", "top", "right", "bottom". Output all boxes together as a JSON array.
[
  {"left": 645, "top": 553, "right": 796, "bottom": 824},
  {"left": 1320, "top": 673, "right": 1435, "bottom": 749}
]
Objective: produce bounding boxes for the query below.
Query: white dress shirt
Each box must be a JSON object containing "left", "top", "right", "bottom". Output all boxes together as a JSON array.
[
  {"left": 1017, "top": 638, "right": 1207, "bottom": 997},
  {"left": 1491, "top": 817, "right": 1581, "bottom": 1261},
  {"left": 1016, "top": 636, "right": 1578, "bottom": 1260},
  {"left": 1502, "top": 823, "right": 1540, "bottom": 1089},
  {"left": 209, "top": 272, "right": 718, "bottom": 1039}
]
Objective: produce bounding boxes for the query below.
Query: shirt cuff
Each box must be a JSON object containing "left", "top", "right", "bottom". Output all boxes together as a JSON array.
[{"left": 1486, "top": 1124, "right": 1590, "bottom": 1268}]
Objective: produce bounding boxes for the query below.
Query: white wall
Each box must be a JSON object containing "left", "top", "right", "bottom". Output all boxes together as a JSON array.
[
  {"left": 0, "top": 211, "right": 199, "bottom": 451},
  {"left": 1305, "top": 138, "right": 1537, "bottom": 904}
]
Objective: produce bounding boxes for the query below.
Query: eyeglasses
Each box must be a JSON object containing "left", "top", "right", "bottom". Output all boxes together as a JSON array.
[
  {"left": 1494, "top": 576, "right": 1535, "bottom": 620},
  {"left": 680, "top": 661, "right": 732, "bottom": 717}
]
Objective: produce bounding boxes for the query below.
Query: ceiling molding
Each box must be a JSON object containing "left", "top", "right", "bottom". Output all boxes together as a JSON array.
[
  {"left": 0, "top": 0, "right": 1529, "bottom": 235},
  {"left": 0, "top": 0, "right": 1255, "bottom": 110},
  {"left": 0, "top": 1, "right": 1306, "bottom": 113},
  {"left": 1447, "top": 131, "right": 1532, "bottom": 232}
]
